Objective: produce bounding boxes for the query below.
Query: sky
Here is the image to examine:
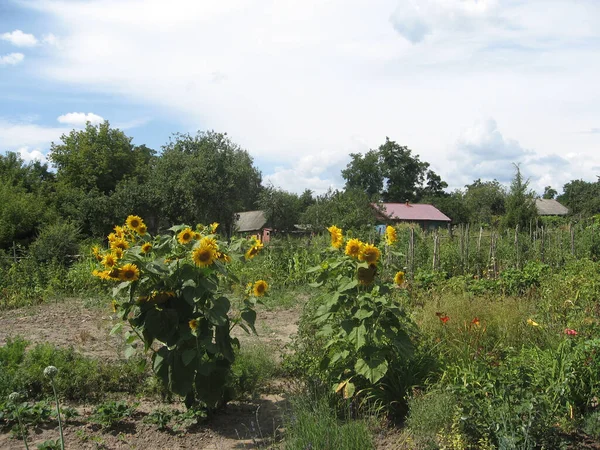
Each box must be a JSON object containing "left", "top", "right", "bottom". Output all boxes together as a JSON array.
[{"left": 1, "top": 0, "right": 599, "bottom": 195}]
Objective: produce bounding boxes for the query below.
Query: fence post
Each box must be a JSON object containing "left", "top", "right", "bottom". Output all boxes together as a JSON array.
[
  {"left": 541, "top": 226, "right": 545, "bottom": 263},
  {"left": 515, "top": 224, "right": 519, "bottom": 269},
  {"left": 13, "top": 241, "right": 17, "bottom": 263},
  {"left": 570, "top": 222, "right": 575, "bottom": 257}
]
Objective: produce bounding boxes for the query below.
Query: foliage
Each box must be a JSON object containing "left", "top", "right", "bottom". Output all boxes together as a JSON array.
[
  {"left": 559, "top": 178, "right": 600, "bottom": 217},
  {"left": 151, "top": 131, "right": 261, "bottom": 233},
  {"left": 29, "top": 221, "right": 81, "bottom": 267},
  {"left": 94, "top": 217, "right": 264, "bottom": 410},
  {"left": 502, "top": 164, "right": 537, "bottom": 231},
  {"left": 342, "top": 137, "right": 447, "bottom": 202},
  {"left": 36, "top": 440, "right": 62, "bottom": 450},
  {"left": 0, "top": 337, "right": 147, "bottom": 401},
  {"left": 257, "top": 185, "right": 312, "bottom": 232},
  {"left": 230, "top": 343, "right": 280, "bottom": 400},
  {"left": 143, "top": 408, "right": 175, "bottom": 431},
  {"left": 283, "top": 391, "right": 375, "bottom": 450},
  {"left": 463, "top": 178, "right": 506, "bottom": 226},
  {"left": 301, "top": 189, "right": 376, "bottom": 231},
  {"left": 304, "top": 226, "right": 416, "bottom": 414},
  {"left": 90, "top": 401, "right": 137, "bottom": 429}
]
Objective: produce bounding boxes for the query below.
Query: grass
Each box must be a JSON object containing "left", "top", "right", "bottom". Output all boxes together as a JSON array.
[
  {"left": 231, "top": 342, "right": 281, "bottom": 400},
  {"left": 283, "top": 391, "right": 376, "bottom": 450}
]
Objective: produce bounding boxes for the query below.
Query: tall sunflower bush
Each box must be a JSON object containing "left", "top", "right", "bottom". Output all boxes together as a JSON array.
[
  {"left": 92, "top": 216, "right": 266, "bottom": 410},
  {"left": 306, "top": 225, "right": 416, "bottom": 413}
]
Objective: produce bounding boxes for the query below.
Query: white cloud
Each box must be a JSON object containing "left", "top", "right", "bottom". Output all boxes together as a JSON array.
[
  {"left": 0, "top": 119, "right": 69, "bottom": 149},
  {"left": 17, "top": 0, "right": 600, "bottom": 193},
  {"left": 0, "top": 53, "right": 25, "bottom": 66},
  {"left": 42, "top": 33, "right": 60, "bottom": 47},
  {"left": 17, "top": 147, "right": 47, "bottom": 164},
  {"left": 57, "top": 112, "right": 105, "bottom": 126},
  {"left": 1, "top": 30, "right": 38, "bottom": 47}
]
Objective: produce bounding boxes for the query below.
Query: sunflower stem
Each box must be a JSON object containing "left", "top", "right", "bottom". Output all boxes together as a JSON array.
[{"left": 51, "top": 380, "right": 65, "bottom": 450}]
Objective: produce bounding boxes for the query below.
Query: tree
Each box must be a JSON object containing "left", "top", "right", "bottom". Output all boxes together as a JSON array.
[
  {"left": 463, "top": 179, "right": 506, "bottom": 226},
  {"left": 49, "top": 121, "right": 155, "bottom": 194},
  {"left": 502, "top": 165, "right": 537, "bottom": 230},
  {"left": 257, "top": 185, "right": 305, "bottom": 232},
  {"left": 301, "top": 189, "right": 375, "bottom": 231},
  {"left": 543, "top": 186, "right": 558, "bottom": 200},
  {"left": 558, "top": 179, "right": 600, "bottom": 217},
  {"left": 151, "top": 131, "right": 262, "bottom": 233},
  {"left": 424, "top": 190, "right": 470, "bottom": 225},
  {"left": 342, "top": 138, "right": 447, "bottom": 202}
]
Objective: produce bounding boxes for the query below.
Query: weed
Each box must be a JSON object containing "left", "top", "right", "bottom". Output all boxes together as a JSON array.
[
  {"left": 143, "top": 408, "right": 174, "bottom": 431},
  {"left": 36, "top": 439, "right": 62, "bottom": 450},
  {"left": 90, "top": 401, "right": 137, "bottom": 429},
  {"left": 230, "top": 343, "right": 280, "bottom": 399}
]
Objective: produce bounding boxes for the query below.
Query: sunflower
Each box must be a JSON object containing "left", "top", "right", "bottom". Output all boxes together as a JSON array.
[
  {"left": 192, "top": 243, "right": 217, "bottom": 267},
  {"left": 137, "top": 223, "right": 147, "bottom": 236},
  {"left": 385, "top": 226, "right": 397, "bottom": 246},
  {"left": 119, "top": 263, "right": 140, "bottom": 282},
  {"left": 126, "top": 215, "right": 144, "bottom": 232},
  {"left": 189, "top": 319, "right": 199, "bottom": 332},
  {"left": 110, "top": 238, "right": 129, "bottom": 251},
  {"left": 178, "top": 227, "right": 194, "bottom": 245},
  {"left": 193, "top": 232, "right": 202, "bottom": 240},
  {"left": 327, "top": 225, "right": 343, "bottom": 249},
  {"left": 210, "top": 222, "right": 219, "bottom": 233},
  {"left": 111, "top": 300, "right": 118, "bottom": 313},
  {"left": 200, "top": 236, "right": 219, "bottom": 251},
  {"left": 394, "top": 271, "right": 405, "bottom": 286},
  {"left": 253, "top": 280, "right": 268, "bottom": 297},
  {"left": 245, "top": 240, "right": 264, "bottom": 260},
  {"left": 112, "top": 247, "right": 124, "bottom": 259},
  {"left": 141, "top": 242, "right": 152, "bottom": 254},
  {"left": 359, "top": 244, "right": 380, "bottom": 264},
  {"left": 102, "top": 253, "right": 118, "bottom": 268},
  {"left": 91, "top": 245, "right": 103, "bottom": 261},
  {"left": 345, "top": 239, "right": 363, "bottom": 258},
  {"left": 357, "top": 264, "right": 377, "bottom": 285},
  {"left": 218, "top": 252, "right": 231, "bottom": 263},
  {"left": 113, "top": 225, "right": 126, "bottom": 239}
]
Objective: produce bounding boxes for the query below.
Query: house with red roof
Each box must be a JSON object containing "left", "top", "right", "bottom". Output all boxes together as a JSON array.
[{"left": 372, "top": 202, "right": 451, "bottom": 230}]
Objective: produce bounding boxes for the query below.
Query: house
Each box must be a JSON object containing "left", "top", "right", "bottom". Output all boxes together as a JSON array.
[
  {"left": 234, "top": 210, "right": 271, "bottom": 243},
  {"left": 535, "top": 199, "right": 569, "bottom": 216},
  {"left": 372, "top": 202, "right": 451, "bottom": 230}
]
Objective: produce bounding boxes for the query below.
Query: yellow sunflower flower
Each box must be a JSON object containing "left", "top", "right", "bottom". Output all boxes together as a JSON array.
[
  {"left": 394, "top": 271, "right": 405, "bottom": 286},
  {"left": 141, "top": 242, "right": 152, "bottom": 254},
  {"left": 137, "top": 223, "right": 147, "bottom": 236},
  {"left": 102, "top": 253, "right": 118, "bottom": 268},
  {"left": 114, "top": 225, "right": 126, "bottom": 239},
  {"left": 359, "top": 244, "right": 380, "bottom": 264},
  {"left": 178, "top": 227, "right": 194, "bottom": 245},
  {"left": 200, "top": 236, "right": 219, "bottom": 251},
  {"left": 210, "top": 222, "right": 219, "bottom": 233},
  {"left": 119, "top": 263, "right": 140, "bottom": 282},
  {"left": 385, "top": 226, "right": 397, "bottom": 246},
  {"left": 91, "top": 245, "right": 103, "bottom": 261},
  {"left": 245, "top": 240, "right": 264, "bottom": 260},
  {"left": 189, "top": 319, "right": 199, "bottom": 332},
  {"left": 192, "top": 243, "right": 217, "bottom": 267},
  {"left": 110, "top": 238, "right": 129, "bottom": 251},
  {"left": 345, "top": 239, "right": 363, "bottom": 258},
  {"left": 126, "top": 215, "right": 144, "bottom": 232},
  {"left": 253, "top": 280, "right": 268, "bottom": 297},
  {"left": 112, "top": 247, "right": 124, "bottom": 259},
  {"left": 327, "top": 225, "right": 343, "bottom": 249}
]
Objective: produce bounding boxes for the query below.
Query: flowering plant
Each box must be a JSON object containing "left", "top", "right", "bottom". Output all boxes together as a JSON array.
[
  {"left": 92, "top": 216, "right": 266, "bottom": 409},
  {"left": 307, "top": 225, "right": 413, "bottom": 400}
]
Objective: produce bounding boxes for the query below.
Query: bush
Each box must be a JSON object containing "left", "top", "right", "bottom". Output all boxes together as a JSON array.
[{"left": 29, "top": 221, "right": 81, "bottom": 267}]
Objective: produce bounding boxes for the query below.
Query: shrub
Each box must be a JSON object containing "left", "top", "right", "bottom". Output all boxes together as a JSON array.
[{"left": 29, "top": 221, "right": 81, "bottom": 267}]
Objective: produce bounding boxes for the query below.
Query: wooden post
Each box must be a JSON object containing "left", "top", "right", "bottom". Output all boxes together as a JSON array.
[
  {"left": 465, "top": 223, "right": 470, "bottom": 273},
  {"left": 541, "top": 226, "right": 545, "bottom": 263},
  {"left": 570, "top": 222, "right": 575, "bottom": 257},
  {"left": 515, "top": 224, "right": 519, "bottom": 269},
  {"left": 12, "top": 241, "right": 17, "bottom": 263},
  {"left": 409, "top": 227, "right": 415, "bottom": 278}
]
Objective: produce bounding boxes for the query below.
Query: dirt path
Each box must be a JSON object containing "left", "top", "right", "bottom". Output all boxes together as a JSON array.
[{"left": 0, "top": 298, "right": 303, "bottom": 450}]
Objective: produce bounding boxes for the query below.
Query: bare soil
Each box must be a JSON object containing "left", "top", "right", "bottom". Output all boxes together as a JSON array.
[{"left": 0, "top": 298, "right": 304, "bottom": 449}]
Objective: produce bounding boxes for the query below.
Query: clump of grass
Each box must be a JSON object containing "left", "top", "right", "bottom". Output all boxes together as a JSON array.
[
  {"left": 0, "top": 337, "right": 147, "bottom": 401},
  {"left": 230, "top": 343, "right": 280, "bottom": 399},
  {"left": 283, "top": 391, "right": 376, "bottom": 450}
]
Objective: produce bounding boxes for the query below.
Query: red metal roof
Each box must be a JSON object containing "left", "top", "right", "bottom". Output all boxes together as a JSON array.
[{"left": 373, "top": 203, "right": 451, "bottom": 222}]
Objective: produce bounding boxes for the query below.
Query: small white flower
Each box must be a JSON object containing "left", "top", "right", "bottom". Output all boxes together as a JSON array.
[
  {"left": 44, "top": 366, "right": 58, "bottom": 379},
  {"left": 8, "top": 392, "right": 20, "bottom": 403}
]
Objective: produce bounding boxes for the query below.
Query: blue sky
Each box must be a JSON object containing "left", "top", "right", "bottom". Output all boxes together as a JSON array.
[{"left": 1, "top": 0, "right": 599, "bottom": 194}]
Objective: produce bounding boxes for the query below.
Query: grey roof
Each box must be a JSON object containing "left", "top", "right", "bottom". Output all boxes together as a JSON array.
[
  {"left": 535, "top": 199, "right": 569, "bottom": 216},
  {"left": 235, "top": 210, "right": 267, "bottom": 232}
]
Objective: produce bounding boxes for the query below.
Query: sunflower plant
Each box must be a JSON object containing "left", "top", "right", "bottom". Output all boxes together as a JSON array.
[
  {"left": 92, "top": 216, "right": 266, "bottom": 410},
  {"left": 307, "top": 225, "right": 413, "bottom": 400}
]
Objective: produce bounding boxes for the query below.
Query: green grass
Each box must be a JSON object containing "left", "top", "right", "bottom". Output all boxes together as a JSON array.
[
  {"left": 230, "top": 342, "right": 281, "bottom": 399},
  {"left": 283, "top": 392, "right": 376, "bottom": 450}
]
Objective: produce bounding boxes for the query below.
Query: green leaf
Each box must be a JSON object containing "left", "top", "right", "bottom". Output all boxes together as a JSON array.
[
  {"left": 123, "top": 345, "right": 136, "bottom": 359},
  {"left": 182, "top": 349, "right": 197, "bottom": 366},
  {"left": 339, "top": 279, "right": 358, "bottom": 292},
  {"left": 109, "top": 323, "right": 123, "bottom": 336},
  {"left": 241, "top": 309, "right": 257, "bottom": 334},
  {"left": 348, "top": 323, "right": 367, "bottom": 350},
  {"left": 355, "top": 355, "right": 388, "bottom": 383},
  {"left": 207, "top": 296, "right": 230, "bottom": 326},
  {"left": 354, "top": 307, "right": 374, "bottom": 321}
]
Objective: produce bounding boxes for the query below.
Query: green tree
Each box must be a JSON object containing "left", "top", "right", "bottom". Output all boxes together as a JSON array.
[
  {"left": 257, "top": 186, "right": 305, "bottom": 232},
  {"left": 542, "top": 186, "right": 558, "bottom": 200},
  {"left": 463, "top": 179, "right": 506, "bottom": 226},
  {"left": 301, "top": 189, "right": 375, "bottom": 231},
  {"left": 558, "top": 179, "right": 600, "bottom": 217},
  {"left": 424, "top": 190, "right": 470, "bottom": 225},
  {"left": 49, "top": 121, "right": 155, "bottom": 194},
  {"left": 502, "top": 165, "right": 537, "bottom": 230},
  {"left": 151, "top": 131, "right": 262, "bottom": 233},
  {"left": 342, "top": 138, "right": 447, "bottom": 202}
]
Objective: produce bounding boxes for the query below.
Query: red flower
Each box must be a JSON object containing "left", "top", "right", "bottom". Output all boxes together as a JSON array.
[
  {"left": 471, "top": 317, "right": 480, "bottom": 327},
  {"left": 564, "top": 328, "right": 578, "bottom": 336},
  {"left": 439, "top": 314, "right": 450, "bottom": 324}
]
